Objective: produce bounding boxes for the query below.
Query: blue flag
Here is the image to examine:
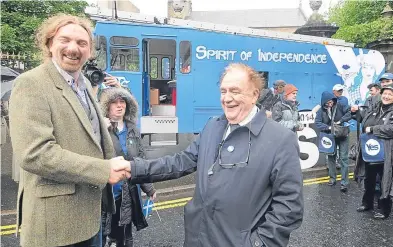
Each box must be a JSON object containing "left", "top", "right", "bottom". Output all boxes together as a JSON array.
[{"left": 143, "top": 199, "right": 154, "bottom": 217}]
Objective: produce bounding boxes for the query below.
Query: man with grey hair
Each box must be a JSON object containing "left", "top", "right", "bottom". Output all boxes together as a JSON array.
[{"left": 129, "top": 63, "right": 303, "bottom": 247}]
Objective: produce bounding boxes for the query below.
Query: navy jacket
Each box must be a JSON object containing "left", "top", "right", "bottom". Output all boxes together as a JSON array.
[
  {"left": 131, "top": 110, "right": 303, "bottom": 247},
  {"left": 315, "top": 91, "right": 351, "bottom": 132}
]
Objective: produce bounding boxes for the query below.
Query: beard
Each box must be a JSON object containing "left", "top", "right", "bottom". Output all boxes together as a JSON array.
[{"left": 58, "top": 50, "right": 86, "bottom": 73}]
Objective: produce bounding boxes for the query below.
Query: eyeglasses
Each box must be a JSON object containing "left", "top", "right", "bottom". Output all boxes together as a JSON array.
[{"left": 208, "top": 126, "right": 251, "bottom": 175}]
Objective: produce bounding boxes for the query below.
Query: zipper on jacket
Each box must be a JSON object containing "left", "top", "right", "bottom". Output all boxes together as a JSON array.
[{"left": 119, "top": 183, "right": 125, "bottom": 226}]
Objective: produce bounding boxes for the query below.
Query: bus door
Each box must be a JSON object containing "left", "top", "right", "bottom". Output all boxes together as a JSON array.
[
  {"left": 141, "top": 36, "right": 177, "bottom": 116},
  {"left": 140, "top": 35, "right": 179, "bottom": 143}
]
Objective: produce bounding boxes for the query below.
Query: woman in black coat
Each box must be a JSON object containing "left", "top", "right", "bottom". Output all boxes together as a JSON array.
[
  {"left": 354, "top": 85, "right": 393, "bottom": 219},
  {"left": 100, "top": 87, "right": 157, "bottom": 247}
]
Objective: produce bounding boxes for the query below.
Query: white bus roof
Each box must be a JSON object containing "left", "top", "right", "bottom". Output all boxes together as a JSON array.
[{"left": 85, "top": 6, "right": 354, "bottom": 48}]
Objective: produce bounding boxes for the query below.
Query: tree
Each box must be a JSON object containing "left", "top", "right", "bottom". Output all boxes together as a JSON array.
[
  {"left": 0, "top": 0, "right": 89, "bottom": 55},
  {"left": 327, "top": 0, "right": 393, "bottom": 47}
]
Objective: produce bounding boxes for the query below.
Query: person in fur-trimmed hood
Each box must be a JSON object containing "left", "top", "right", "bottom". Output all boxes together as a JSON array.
[{"left": 99, "top": 87, "right": 157, "bottom": 247}]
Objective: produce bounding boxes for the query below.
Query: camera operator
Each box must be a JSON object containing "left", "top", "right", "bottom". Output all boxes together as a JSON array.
[{"left": 91, "top": 73, "right": 123, "bottom": 98}]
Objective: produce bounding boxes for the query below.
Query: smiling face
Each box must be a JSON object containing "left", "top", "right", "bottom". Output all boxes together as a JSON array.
[
  {"left": 381, "top": 89, "right": 393, "bottom": 105},
  {"left": 49, "top": 24, "right": 91, "bottom": 73},
  {"left": 220, "top": 68, "right": 259, "bottom": 124}
]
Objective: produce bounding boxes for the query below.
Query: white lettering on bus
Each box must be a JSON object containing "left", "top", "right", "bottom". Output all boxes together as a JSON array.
[
  {"left": 258, "top": 49, "right": 327, "bottom": 64},
  {"left": 196, "top": 46, "right": 237, "bottom": 61},
  {"left": 297, "top": 127, "right": 320, "bottom": 169}
]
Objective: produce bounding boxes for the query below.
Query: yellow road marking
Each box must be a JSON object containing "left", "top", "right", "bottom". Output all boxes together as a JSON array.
[
  {"left": 1, "top": 225, "right": 16, "bottom": 230},
  {"left": 154, "top": 197, "right": 192, "bottom": 207},
  {"left": 0, "top": 173, "right": 358, "bottom": 236},
  {"left": 0, "top": 229, "right": 20, "bottom": 236},
  {"left": 303, "top": 172, "right": 354, "bottom": 183},
  {"left": 154, "top": 202, "right": 189, "bottom": 210}
]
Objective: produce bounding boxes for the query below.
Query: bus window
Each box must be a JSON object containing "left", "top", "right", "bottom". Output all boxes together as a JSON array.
[
  {"left": 110, "top": 47, "right": 140, "bottom": 72},
  {"left": 110, "top": 36, "right": 139, "bottom": 46},
  {"left": 162, "top": 57, "right": 170, "bottom": 79},
  {"left": 180, "top": 41, "right": 191, "bottom": 74},
  {"left": 150, "top": 57, "right": 158, "bottom": 79},
  {"left": 95, "top": 36, "right": 107, "bottom": 70}
]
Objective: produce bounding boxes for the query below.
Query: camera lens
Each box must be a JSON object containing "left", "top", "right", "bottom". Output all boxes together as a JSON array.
[{"left": 90, "top": 71, "right": 102, "bottom": 84}]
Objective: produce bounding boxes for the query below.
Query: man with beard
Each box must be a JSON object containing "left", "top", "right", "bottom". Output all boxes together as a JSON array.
[{"left": 8, "top": 14, "right": 131, "bottom": 247}]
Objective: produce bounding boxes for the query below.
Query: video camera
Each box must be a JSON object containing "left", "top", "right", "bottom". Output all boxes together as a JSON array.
[{"left": 82, "top": 59, "right": 105, "bottom": 87}]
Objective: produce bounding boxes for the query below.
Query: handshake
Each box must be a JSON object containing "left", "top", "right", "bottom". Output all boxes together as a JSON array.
[{"left": 108, "top": 156, "right": 132, "bottom": 184}]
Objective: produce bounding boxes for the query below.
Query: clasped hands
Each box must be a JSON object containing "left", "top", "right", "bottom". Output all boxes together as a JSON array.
[{"left": 108, "top": 156, "right": 132, "bottom": 184}]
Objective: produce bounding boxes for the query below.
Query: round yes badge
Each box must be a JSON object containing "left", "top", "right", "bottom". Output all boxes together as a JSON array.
[
  {"left": 364, "top": 139, "right": 380, "bottom": 156},
  {"left": 321, "top": 137, "right": 333, "bottom": 149}
]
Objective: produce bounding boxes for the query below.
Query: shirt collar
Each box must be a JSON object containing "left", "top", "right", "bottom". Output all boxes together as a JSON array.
[
  {"left": 239, "top": 105, "right": 259, "bottom": 126},
  {"left": 52, "top": 59, "right": 87, "bottom": 91}
]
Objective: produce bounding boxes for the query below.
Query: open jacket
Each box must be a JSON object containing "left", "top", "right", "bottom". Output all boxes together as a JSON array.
[
  {"left": 354, "top": 102, "right": 393, "bottom": 199},
  {"left": 9, "top": 61, "right": 115, "bottom": 247},
  {"left": 130, "top": 110, "right": 303, "bottom": 247},
  {"left": 99, "top": 88, "right": 155, "bottom": 240}
]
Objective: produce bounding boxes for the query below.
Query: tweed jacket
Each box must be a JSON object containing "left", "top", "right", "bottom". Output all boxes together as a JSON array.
[{"left": 9, "top": 61, "right": 115, "bottom": 247}]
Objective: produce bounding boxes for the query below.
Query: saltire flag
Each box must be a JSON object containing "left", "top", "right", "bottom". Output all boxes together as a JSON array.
[{"left": 143, "top": 198, "right": 154, "bottom": 217}]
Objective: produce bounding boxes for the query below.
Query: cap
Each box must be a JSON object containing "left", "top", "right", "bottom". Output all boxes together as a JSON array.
[
  {"left": 381, "top": 85, "right": 393, "bottom": 94},
  {"left": 333, "top": 84, "right": 345, "bottom": 91},
  {"left": 284, "top": 84, "right": 298, "bottom": 96},
  {"left": 379, "top": 73, "right": 393, "bottom": 81}
]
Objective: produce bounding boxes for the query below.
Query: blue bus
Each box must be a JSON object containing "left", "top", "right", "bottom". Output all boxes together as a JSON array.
[{"left": 87, "top": 8, "right": 386, "bottom": 168}]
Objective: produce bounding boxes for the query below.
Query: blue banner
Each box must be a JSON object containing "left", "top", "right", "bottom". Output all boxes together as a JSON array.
[
  {"left": 360, "top": 133, "right": 385, "bottom": 163},
  {"left": 318, "top": 132, "right": 335, "bottom": 154}
]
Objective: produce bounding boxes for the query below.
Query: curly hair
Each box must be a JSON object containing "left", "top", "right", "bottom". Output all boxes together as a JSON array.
[
  {"left": 219, "top": 63, "right": 265, "bottom": 91},
  {"left": 35, "top": 14, "right": 94, "bottom": 61}
]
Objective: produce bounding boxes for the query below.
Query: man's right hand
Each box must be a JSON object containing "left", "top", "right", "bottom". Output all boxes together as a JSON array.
[
  {"left": 108, "top": 157, "right": 131, "bottom": 184},
  {"left": 351, "top": 105, "right": 359, "bottom": 112}
]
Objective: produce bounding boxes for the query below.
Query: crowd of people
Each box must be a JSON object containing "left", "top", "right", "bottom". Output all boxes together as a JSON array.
[
  {"left": 257, "top": 72, "right": 393, "bottom": 220},
  {"left": 6, "top": 12, "right": 393, "bottom": 247}
]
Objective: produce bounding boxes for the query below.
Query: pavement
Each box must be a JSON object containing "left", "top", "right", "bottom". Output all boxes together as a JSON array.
[{"left": 2, "top": 174, "right": 393, "bottom": 247}]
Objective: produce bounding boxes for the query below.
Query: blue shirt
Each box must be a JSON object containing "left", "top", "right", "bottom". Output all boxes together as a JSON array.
[
  {"left": 113, "top": 122, "right": 128, "bottom": 200},
  {"left": 337, "top": 96, "right": 349, "bottom": 107}
]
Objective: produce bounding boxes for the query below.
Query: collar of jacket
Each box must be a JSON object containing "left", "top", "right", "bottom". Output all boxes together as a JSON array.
[{"left": 215, "top": 107, "right": 267, "bottom": 136}]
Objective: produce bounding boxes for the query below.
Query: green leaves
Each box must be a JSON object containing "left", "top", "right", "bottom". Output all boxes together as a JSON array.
[
  {"left": 0, "top": 0, "right": 89, "bottom": 54},
  {"left": 327, "top": 0, "right": 393, "bottom": 47}
]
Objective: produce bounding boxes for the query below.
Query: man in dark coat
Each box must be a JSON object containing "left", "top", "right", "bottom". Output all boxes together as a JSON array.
[{"left": 129, "top": 63, "right": 303, "bottom": 247}]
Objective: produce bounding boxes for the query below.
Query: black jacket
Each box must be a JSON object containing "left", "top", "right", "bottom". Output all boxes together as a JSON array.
[
  {"left": 257, "top": 88, "right": 281, "bottom": 111},
  {"left": 99, "top": 88, "right": 156, "bottom": 242}
]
